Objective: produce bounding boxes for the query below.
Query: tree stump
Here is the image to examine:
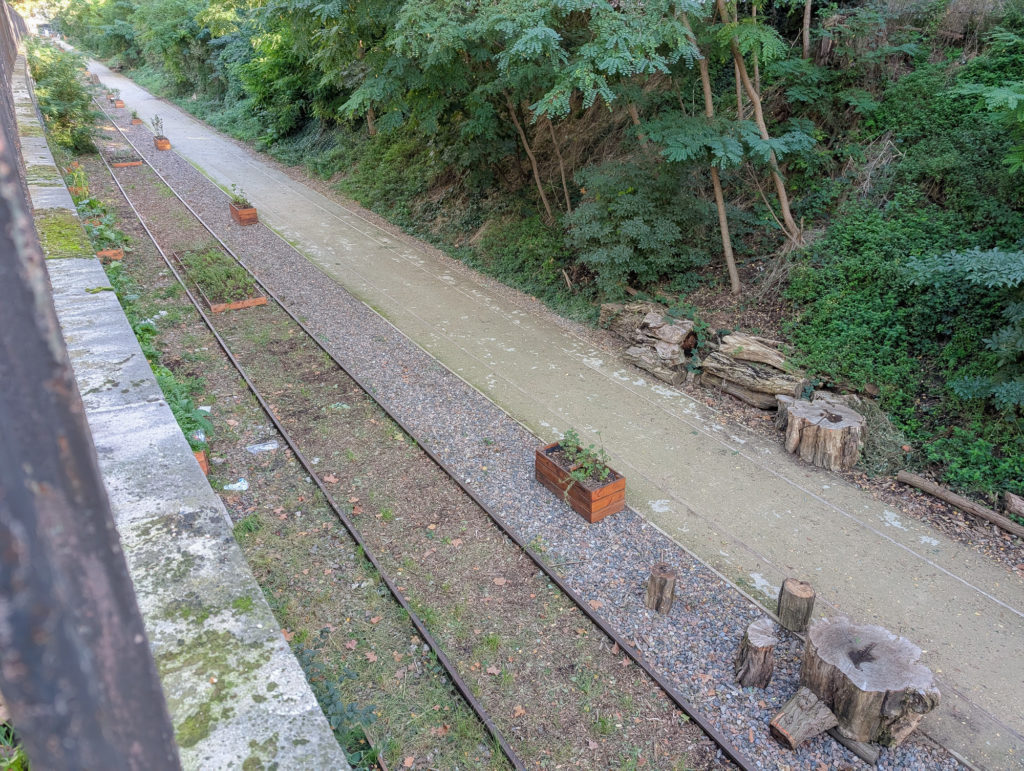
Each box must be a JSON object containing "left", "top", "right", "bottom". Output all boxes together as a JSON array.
[
  {"left": 799, "top": 618, "right": 940, "bottom": 746},
  {"left": 734, "top": 617, "right": 779, "bottom": 688},
  {"left": 769, "top": 686, "right": 838, "bottom": 749},
  {"left": 644, "top": 563, "right": 676, "bottom": 614},
  {"left": 784, "top": 398, "right": 865, "bottom": 471},
  {"left": 777, "top": 578, "right": 815, "bottom": 633}
]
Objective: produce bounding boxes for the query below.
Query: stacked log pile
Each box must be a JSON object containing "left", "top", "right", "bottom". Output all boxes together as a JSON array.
[{"left": 600, "top": 303, "right": 697, "bottom": 386}]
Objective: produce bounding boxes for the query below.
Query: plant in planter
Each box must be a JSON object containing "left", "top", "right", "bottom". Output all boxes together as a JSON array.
[
  {"left": 64, "top": 163, "right": 88, "bottom": 199},
  {"left": 177, "top": 247, "right": 267, "bottom": 313},
  {"left": 130, "top": 109, "right": 142, "bottom": 125},
  {"left": 535, "top": 428, "right": 626, "bottom": 523},
  {"left": 228, "top": 183, "right": 258, "bottom": 225},
  {"left": 152, "top": 115, "right": 170, "bottom": 150},
  {"left": 109, "top": 147, "right": 142, "bottom": 168}
]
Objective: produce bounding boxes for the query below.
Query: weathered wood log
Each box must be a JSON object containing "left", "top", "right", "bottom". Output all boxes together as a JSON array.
[
  {"left": 700, "top": 373, "right": 778, "bottom": 410},
  {"left": 734, "top": 617, "right": 778, "bottom": 687},
  {"left": 897, "top": 471, "right": 1024, "bottom": 539},
  {"left": 624, "top": 345, "right": 686, "bottom": 385},
  {"left": 784, "top": 399, "right": 865, "bottom": 472},
  {"left": 638, "top": 313, "right": 697, "bottom": 350},
  {"left": 1006, "top": 491, "right": 1024, "bottom": 519},
  {"left": 720, "top": 332, "right": 791, "bottom": 372},
  {"left": 702, "top": 351, "right": 805, "bottom": 396},
  {"left": 769, "top": 686, "right": 838, "bottom": 749},
  {"left": 644, "top": 563, "right": 676, "bottom": 614},
  {"left": 777, "top": 578, "right": 815, "bottom": 633},
  {"left": 599, "top": 302, "right": 662, "bottom": 342},
  {"left": 800, "top": 618, "right": 940, "bottom": 746},
  {"left": 827, "top": 728, "right": 881, "bottom": 764}
]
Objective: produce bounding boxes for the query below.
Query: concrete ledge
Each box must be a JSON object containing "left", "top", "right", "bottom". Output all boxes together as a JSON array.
[{"left": 15, "top": 50, "right": 349, "bottom": 770}]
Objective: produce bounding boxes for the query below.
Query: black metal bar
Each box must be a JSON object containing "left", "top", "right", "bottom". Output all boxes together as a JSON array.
[
  {"left": 0, "top": 28, "right": 180, "bottom": 771},
  {"left": 100, "top": 102, "right": 753, "bottom": 770}
]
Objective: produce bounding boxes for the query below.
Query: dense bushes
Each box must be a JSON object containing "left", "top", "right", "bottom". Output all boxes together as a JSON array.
[{"left": 25, "top": 41, "right": 96, "bottom": 152}]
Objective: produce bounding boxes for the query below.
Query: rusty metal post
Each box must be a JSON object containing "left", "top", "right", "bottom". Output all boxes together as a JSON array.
[{"left": 0, "top": 9, "right": 180, "bottom": 768}]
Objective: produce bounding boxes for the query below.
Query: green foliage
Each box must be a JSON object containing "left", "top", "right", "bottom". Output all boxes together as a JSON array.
[
  {"left": 77, "top": 197, "right": 131, "bottom": 251},
  {"left": 0, "top": 723, "right": 30, "bottom": 771},
  {"left": 564, "top": 160, "right": 712, "bottom": 297},
  {"left": 558, "top": 428, "right": 612, "bottom": 488},
  {"left": 179, "top": 248, "right": 257, "bottom": 304},
  {"left": 25, "top": 41, "right": 96, "bottom": 152}
]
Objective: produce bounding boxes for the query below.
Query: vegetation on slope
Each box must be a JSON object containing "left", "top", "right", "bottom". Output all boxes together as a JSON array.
[{"left": 38, "top": 0, "right": 1024, "bottom": 504}]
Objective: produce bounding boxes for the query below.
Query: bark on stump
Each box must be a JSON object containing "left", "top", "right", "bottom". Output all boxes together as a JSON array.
[
  {"left": 784, "top": 398, "right": 865, "bottom": 472},
  {"left": 777, "top": 578, "right": 815, "bottom": 633},
  {"left": 644, "top": 563, "right": 676, "bottom": 614},
  {"left": 769, "top": 686, "right": 838, "bottom": 749},
  {"left": 734, "top": 617, "right": 779, "bottom": 688},
  {"left": 799, "top": 618, "right": 940, "bottom": 746}
]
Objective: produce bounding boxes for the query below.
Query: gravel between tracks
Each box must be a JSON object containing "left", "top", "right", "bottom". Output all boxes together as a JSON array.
[{"left": 112, "top": 109, "right": 960, "bottom": 771}]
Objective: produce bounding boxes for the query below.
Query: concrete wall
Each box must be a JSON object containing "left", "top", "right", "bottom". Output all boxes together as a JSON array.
[{"left": 12, "top": 49, "right": 349, "bottom": 770}]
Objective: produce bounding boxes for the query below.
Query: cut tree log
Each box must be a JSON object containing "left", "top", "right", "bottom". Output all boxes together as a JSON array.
[
  {"left": 774, "top": 395, "right": 795, "bottom": 429},
  {"left": 702, "top": 351, "right": 805, "bottom": 396},
  {"left": 800, "top": 618, "right": 940, "bottom": 746},
  {"left": 720, "top": 332, "right": 791, "bottom": 373},
  {"left": 599, "top": 302, "right": 663, "bottom": 342},
  {"left": 644, "top": 563, "right": 676, "bottom": 615},
  {"left": 624, "top": 345, "right": 685, "bottom": 386},
  {"left": 784, "top": 398, "right": 865, "bottom": 472},
  {"left": 897, "top": 471, "right": 1024, "bottom": 539},
  {"left": 1006, "top": 491, "right": 1024, "bottom": 519},
  {"left": 777, "top": 578, "right": 815, "bottom": 633},
  {"left": 701, "top": 373, "right": 778, "bottom": 410},
  {"left": 827, "top": 728, "right": 881, "bottom": 765},
  {"left": 769, "top": 686, "right": 838, "bottom": 749},
  {"left": 638, "top": 312, "right": 697, "bottom": 350},
  {"left": 734, "top": 617, "right": 778, "bottom": 687}
]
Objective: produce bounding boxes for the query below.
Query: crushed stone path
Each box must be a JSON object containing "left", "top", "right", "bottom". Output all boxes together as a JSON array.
[{"left": 90, "top": 59, "right": 1023, "bottom": 770}]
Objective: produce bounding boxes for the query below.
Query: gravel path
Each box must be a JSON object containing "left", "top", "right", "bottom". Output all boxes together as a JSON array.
[{"left": 109, "top": 107, "right": 960, "bottom": 770}]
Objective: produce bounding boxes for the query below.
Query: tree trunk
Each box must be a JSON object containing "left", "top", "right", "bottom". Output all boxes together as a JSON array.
[
  {"left": 770, "top": 687, "right": 838, "bottom": 749},
  {"left": 720, "top": 332, "right": 789, "bottom": 371},
  {"left": 735, "top": 617, "right": 778, "bottom": 687},
  {"left": 777, "top": 577, "right": 815, "bottom": 633},
  {"left": 366, "top": 106, "right": 377, "bottom": 137},
  {"left": 684, "top": 13, "right": 741, "bottom": 295},
  {"left": 784, "top": 399, "right": 865, "bottom": 471},
  {"left": 505, "top": 92, "right": 553, "bottom": 223},
  {"left": 700, "top": 373, "right": 778, "bottom": 409},
  {"left": 800, "top": 618, "right": 940, "bottom": 746},
  {"left": 644, "top": 563, "right": 676, "bottom": 614},
  {"left": 548, "top": 118, "right": 572, "bottom": 214},
  {"left": 1006, "top": 491, "right": 1024, "bottom": 518},
  {"left": 716, "top": 0, "right": 802, "bottom": 244},
  {"left": 803, "top": 0, "right": 813, "bottom": 59},
  {"left": 702, "top": 351, "right": 805, "bottom": 396}
]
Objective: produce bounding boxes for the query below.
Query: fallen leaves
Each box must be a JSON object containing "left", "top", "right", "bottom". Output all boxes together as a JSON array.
[
  {"left": 512, "top": 704, "right": 526, "bottom": 718},
  {"left": 281, "top": 629, "right": 294, "bottom": 641},
  {"left": 403, "top": 757, "right": 414, "bottom": 768},
  {"left": 345, "top": 639, "right": 358, "bottom": 650},
  {"left": 493, "top": 577, "right": 507, "bottom": 586},
  {"left": 365, "top": 651, "right": 378, "bottom": 663},
  {"left": 322, "top": 473, "right": 339, "bottom": 484},
  {"left": 486, "top": 665, "right": 501, "bottom": 676}
]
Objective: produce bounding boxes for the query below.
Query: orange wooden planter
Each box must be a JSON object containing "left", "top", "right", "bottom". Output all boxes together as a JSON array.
[
  {"left": 131, "top": 118, "right": 142, "bottom": 125},
  {"left": 111, "top": 160, "right": 142, "bottom": 168},
  {"left": 114, "top": 99, "right": 125, "bottom": 108},
  {"left": 229, "top": 202, "right": 258, "bottom": 226},
  {"left": 96, "top": 247, "right": 124, "bottom": 261},
  {"left": 193, "top": 450, "right": 209, "bottom": 475},
  {"left": 535, "top": 442, "right": 625, "bottom": 523},
  {"left": 154, "top": 137, "right": 171, "bottom": 151},
  {"left": 210, "top": 295, "right": 267, "bottom": 313}
]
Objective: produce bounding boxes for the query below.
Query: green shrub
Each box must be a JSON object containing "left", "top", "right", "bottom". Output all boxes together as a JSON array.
[
  {"left": 26, "top": 41, "right": 96, "bottom": 152},
  {"left": 179, "top": 248, "right": 258, "bottom": 304}
]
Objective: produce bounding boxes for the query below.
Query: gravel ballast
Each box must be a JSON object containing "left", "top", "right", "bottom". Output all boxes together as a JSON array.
[{"left": 108, "top": 107, "right": 961, "bottom": 770}]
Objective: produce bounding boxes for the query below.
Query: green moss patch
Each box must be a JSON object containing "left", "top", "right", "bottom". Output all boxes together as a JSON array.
[{"left": 35, "top": 207, "right": 92, "bottom": 259}]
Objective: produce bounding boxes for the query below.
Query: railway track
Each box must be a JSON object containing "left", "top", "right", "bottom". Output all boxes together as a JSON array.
[{"left": 92, "top": 99, "right": 753, "bottom": 771}]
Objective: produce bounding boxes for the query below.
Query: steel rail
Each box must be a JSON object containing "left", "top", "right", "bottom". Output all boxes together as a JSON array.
[
  {"left": 92, "top": 130, "right": 526, "bottom": 771},
  {"left": 97, "top": 102, "right": 754, "bottom": 770}
]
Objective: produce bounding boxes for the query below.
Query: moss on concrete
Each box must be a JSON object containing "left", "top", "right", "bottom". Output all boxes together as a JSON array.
[
  {"left": 25, "top": 164, "right": 61, "bottom": 185},
  {"left": 35, "top": 208, "right": 91, "bottom": 259}
]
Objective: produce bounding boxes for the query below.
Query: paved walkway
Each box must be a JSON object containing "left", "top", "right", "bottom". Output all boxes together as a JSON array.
[{"left": 91, "top": 60, "right": 1023, "bottom": 769}]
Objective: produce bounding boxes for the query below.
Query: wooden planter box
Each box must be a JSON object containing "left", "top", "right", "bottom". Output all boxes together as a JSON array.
[
  {"left": 154, "top": 136, "right": 171, "bottom": 151},
  {"left": 131, "top": 118, "right": 142, "bottom": 125},
  {"left": 96, "top": 247, "right": 124, "bottom": 261},
  {"left": 111, "top": 160, "right": 143, "bottom": 168},
  {"left": 114, "top": 99, "right": 125, "bottom": 108},
  {"left": 171, "top": 251, "right": 267, "bottom": 314},
  {"left": 535, "top": 442, "right": 626, "bottom": 523},
  {"left": 229, "top": 202, "right": 258, "bottom": 226}
]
